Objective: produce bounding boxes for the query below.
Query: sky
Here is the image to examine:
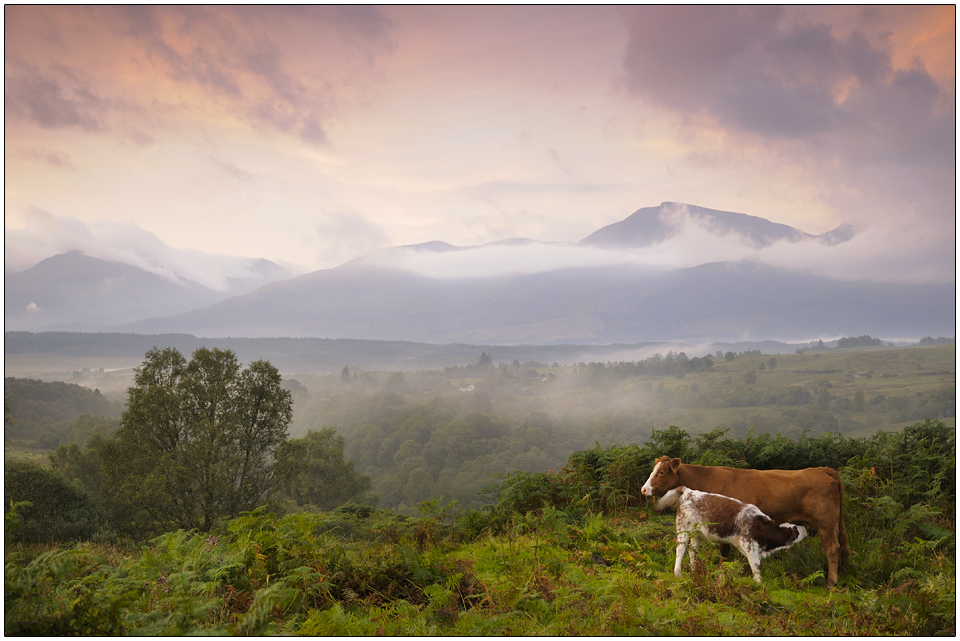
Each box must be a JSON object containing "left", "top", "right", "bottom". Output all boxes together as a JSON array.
[{"left": 4, "top": 6, "right": 956, "bottom": 287}]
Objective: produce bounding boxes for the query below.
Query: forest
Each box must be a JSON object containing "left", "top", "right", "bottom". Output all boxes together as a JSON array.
[{"left": 4, "top": 341, "right": 955, "bottom": 634}]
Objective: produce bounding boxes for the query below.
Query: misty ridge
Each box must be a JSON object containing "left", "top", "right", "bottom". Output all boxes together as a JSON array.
[{"left": 5, "top": 202, "right": 955, "bottom": 344}]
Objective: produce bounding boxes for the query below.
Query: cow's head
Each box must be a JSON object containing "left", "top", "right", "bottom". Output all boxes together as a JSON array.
[{"left": 640, "top": 455, "right": 682, "bottom": 497}]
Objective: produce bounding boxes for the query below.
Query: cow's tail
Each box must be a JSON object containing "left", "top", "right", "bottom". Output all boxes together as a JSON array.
[{"left": 826, "top": 468, "right": 851, "bottom": 569}]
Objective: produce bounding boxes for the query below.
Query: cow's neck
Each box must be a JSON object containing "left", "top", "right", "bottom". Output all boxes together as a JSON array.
[{"left": 677, "top": 463, "right": 711, "bottom": 489}]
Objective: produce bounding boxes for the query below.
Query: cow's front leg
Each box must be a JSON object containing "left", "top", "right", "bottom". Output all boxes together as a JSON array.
[
  {"left": 740, "top": 540, "right": 763, "bottom": 583},
  {"left": 674, "top": 531, "right": 689, "bottom": 577}
]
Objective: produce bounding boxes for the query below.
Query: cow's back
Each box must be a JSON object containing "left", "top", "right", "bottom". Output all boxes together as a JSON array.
[{"left": 678, "top": 464, "right": 841, "bottom": 533}]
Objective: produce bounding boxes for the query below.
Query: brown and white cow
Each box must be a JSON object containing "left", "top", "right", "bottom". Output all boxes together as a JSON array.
[
  {"left": 657, "top": 486, "right": 808, "bottom": 583},
  {"left": 641, "top": 455, "right": 850, "bottom": 586}
]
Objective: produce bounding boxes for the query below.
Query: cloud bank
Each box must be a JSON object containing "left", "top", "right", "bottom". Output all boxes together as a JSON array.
[
  {"left": 363, "top": 205, "right": 952, "bottom": 284},
  {"left": 4, "top": 208, "right": 294, "bottom": 291}
]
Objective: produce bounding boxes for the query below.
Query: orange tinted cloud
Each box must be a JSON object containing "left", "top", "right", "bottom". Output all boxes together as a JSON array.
[{"left": 5, "top": 6, "right": 393, "bottom": 143}]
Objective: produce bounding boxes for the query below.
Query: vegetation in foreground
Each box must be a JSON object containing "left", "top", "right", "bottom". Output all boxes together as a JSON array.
[{"left": 5, "top": 419, "right": 955, "bottom": 636}]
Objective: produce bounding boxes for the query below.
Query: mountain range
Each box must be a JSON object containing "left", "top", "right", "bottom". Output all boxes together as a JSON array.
[{"left": 5, "top": 202, "right": 954, "bottom": 344}]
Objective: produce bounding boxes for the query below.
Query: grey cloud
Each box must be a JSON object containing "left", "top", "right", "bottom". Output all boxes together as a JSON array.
[
  {"left": 111, "top": 6, "right": 192, "bottom": 78},
  {"left": 838, "top": 63, "right": 954, "bottom": 168},
  {"left": 185, "top": 46, "right": 244, "bottom": 98},
  {"left": 843, "top": 31, "right": 892, "bottom": 85},
  {"left": 4, "top": 57, "right": 104, "bottom": 131},
  {"left": 242, "top": 41, "right": 301, "bottom": 102},
  {"left": 619, "top": 6, "right": 782, "bottom": 111},
  {"left": 5, "top": 55, "right": 169, "bottom": 145},
  {"left": 299, "top": 113, "right": 328, "bottom": 145},
  {"left": 714, "top": 68, "right": 846, "bottom": 137},
  {"left": 618, "top": 7, "right": 949, "bottom": 142},
  {"left": 329, "top": 5, "right": 394, "bottom": 43}
]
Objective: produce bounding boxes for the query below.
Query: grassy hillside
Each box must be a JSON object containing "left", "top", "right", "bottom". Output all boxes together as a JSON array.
[{"left": 5, "top": 420, "right": 955, "bottom": 635}]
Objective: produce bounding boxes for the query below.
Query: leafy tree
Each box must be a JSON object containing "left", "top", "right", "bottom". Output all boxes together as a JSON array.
[
  {"left": 277, "top": 428, "right": 374, "bottom": 510},
  {"left": 100, "top": 347, "right": 293, "bottom": 536},
  {"left": 50, "top": 438, "right": 105, "bottom": 496}
]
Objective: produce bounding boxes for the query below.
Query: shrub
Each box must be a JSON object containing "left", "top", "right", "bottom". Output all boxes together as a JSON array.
[{"left": 4, "top": 461, "right": 113, "bottom": 544}]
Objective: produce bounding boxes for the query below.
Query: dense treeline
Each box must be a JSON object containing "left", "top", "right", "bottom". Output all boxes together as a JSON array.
[
  {"left": 4, "top": 377, "right": 121, "bottom": 449},
  {"left": 5, "top": 419, "right": 954, "bottom": 635}
]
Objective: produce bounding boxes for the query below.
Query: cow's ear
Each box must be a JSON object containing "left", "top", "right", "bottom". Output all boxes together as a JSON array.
[{"left": 670, "top": 457, "right": 681, "bottom": 470}]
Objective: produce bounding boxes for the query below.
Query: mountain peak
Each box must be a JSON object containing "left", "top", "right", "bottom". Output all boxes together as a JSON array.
[{"left": 579, "top": 202, "right": 822, "bottom": 249}]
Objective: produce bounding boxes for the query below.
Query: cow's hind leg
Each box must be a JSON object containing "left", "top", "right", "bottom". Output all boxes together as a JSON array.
[
  {"left": 821, "top": 524, "right": 841, "bottom": 587},
  {"left": 687, "top": 534, "right": 699, "bottom": 570}
]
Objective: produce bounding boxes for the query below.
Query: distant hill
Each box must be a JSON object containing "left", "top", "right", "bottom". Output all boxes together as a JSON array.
[
  {"left": 579, "top": 202, "right": 847, "bottom": 249},
  {"left": 4, "top": 251, "right": 292, "bottom": 331}
]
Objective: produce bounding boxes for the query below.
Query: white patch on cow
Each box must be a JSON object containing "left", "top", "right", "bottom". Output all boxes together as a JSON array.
[
  {"left": 641, "top": 460, "right": 662, "bottom": 496},
  {"left": 657, "top": 487, "right": 683, "bottom": 510}
]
